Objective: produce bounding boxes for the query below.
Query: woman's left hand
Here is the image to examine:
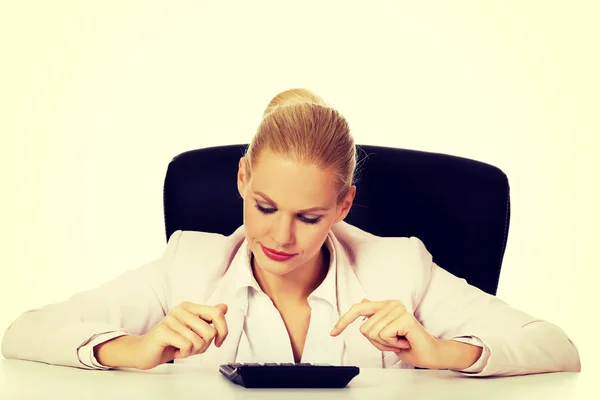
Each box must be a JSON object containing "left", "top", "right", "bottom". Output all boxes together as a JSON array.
[{"left": 330, "top": 298, "right": 444, "bottom": 369}]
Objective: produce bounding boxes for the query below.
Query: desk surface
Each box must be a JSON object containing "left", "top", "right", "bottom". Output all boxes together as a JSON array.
[{"left": 0, "top": 359, "right": 591, "bottom": 399}]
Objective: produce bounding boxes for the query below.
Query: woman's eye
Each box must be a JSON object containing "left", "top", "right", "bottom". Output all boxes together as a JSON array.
[
  {"left": 299, "top": 215, "right": 321, "bottom": 225},
  {"left": 255, "top": 204, "right": 321, "bottom": 225},
  {"left": 255, "top": 204, "right": 276, "bottom": 214}
]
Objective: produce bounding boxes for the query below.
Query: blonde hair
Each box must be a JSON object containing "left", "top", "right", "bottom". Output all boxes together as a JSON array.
[{"left": 245, "top": 89, "right": 356, "bottom": 203}]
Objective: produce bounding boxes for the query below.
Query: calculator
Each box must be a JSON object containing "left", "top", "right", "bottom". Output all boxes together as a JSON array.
[{"left": 219, "top": 362, "right": 360, "bottom": 388}]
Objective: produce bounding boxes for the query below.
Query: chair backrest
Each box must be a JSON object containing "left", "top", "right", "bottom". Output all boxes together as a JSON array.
[{"left": 163, "top": 144, "right": 511, "bottom": 296}]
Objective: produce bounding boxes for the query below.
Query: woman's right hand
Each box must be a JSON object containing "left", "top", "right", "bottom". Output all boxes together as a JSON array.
[{"left": 94, "top": 302, "right": 229, "bottom": 370}]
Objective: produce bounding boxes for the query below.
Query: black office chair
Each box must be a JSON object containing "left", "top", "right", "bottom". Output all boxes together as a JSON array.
[{"left": 163, "top": 144, "right": 510, "bottom": 296}]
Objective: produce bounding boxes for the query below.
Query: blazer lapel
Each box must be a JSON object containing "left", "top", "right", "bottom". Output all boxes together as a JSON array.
[
  {"left": 333, "top": 235, "right": 383, "bottom": 368},
  {"left": 175, "top": 244, "right": 246, "bottom": 367},
  {"left": 197, "top": 288, "right": 244, "bottom": 366}
]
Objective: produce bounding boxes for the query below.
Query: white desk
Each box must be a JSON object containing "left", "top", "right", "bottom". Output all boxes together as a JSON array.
[{"left": 0, "top": 359, "right": 590, "bottom": 399}]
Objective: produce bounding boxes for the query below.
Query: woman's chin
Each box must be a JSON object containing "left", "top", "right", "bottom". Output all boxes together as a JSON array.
[{"left": 254, "top": 254, "right": 299, "bottom": 275}]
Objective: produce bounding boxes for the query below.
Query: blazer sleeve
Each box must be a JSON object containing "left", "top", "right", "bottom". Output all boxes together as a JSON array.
[
  {"left": 1, "top": 231, "right": 183, "bottom": 370},
  {"left": 410, "top": 237, "right": 581, "bottom": 377}
]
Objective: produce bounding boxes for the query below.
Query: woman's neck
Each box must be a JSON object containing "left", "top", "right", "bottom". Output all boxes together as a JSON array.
[{"left": 251, "top": 245, "right": 330, "bottom": 306}]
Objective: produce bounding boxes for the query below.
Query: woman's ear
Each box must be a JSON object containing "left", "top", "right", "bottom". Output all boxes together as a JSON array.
[
  {"left": 334, "top": 186, "right": 356, "bottom": 224},
  {"left": 237, "top": 157, "right": 248, "bottom": 199}
]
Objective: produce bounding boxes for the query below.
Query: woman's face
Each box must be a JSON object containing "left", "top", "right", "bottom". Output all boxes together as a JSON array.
[{"left": 237, "top": 149, "right": 355, "bottom": 277}]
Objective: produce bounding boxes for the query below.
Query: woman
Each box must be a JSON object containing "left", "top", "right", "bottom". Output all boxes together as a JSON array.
[{"left": 1, "top": 89, "right": 581, "bottom": 377}]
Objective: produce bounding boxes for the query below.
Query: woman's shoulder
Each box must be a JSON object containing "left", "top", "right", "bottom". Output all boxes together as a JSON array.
[
  {"left": 333, "top": 221, "right": 433, "bottom": 276},
  {"left": 169, "top": 227, "right": 245, "bottom": 248},
  {"left": 332, "top": 221, "right": 433, "bottom": 264},
  {"left": 163, "top": 226, "right": 246, "bottom": 271}
]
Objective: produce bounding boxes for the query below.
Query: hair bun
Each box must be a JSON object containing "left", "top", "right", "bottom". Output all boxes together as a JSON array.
[
  {"left": 248, "top": 88, "right": 356, "bottom": 204},
  {"left": 263, "top": 88, "right": 328, "bottom": 117}
]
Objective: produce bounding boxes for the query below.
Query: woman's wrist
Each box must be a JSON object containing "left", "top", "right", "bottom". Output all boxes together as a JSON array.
[
  {"left": 93, "top": 335, "right": 139, "bottom": 369},
  {"left": 437, "top": 339, "right": 483, "bottom": 370}
]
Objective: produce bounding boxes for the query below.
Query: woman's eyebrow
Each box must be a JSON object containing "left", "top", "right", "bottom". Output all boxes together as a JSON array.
[{"left": 253, "top": 191, "right": 330, "bottom": 213}]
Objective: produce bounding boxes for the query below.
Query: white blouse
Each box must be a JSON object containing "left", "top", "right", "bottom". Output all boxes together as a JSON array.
[{"left": 233, "top": 237, "right": 347, "bottom": 365}]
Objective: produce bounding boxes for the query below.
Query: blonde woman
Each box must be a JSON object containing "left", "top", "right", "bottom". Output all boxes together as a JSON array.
[{"left": 1, "top": 89, "right": 581, "bottom": 377}]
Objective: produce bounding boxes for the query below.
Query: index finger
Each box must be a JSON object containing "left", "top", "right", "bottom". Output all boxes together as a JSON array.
[
  {"left": 330, "top": 301, "right": 385, "bottom": 336},
  {"left": 182, "top": 302, "right": 229, "bottom": 346}
]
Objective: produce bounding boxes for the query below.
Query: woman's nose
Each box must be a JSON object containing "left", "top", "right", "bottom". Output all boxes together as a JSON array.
[{"left": 271, "top": 215, "right": 295, "bottom": 246}]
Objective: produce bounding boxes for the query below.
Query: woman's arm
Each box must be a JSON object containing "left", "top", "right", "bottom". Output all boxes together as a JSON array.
[
  {"left": 438, "top": 339, "right": 483, "bottom": 371},
  {"left": 410, "top": 237, "right": 581, "bottom": 377},
  {"left": 1, "top": 231, "right": 183, "bottom": 370}
]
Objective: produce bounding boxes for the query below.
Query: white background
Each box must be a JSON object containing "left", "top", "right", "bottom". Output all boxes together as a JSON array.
[{"left": 1, "top": 1, "right": 598, "bottom": 373}]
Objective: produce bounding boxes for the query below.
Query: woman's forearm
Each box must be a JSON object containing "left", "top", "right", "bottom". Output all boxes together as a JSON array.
[
  {"left": 94, "top": 335, "right": 139, "bottom": 369},
  {"left": 438, "top": 339, "right": 483, "bottom": 370}
]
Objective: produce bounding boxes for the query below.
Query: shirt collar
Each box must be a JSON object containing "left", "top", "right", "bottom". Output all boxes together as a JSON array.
[
  {"left": 234, "top": 240, "right": 261, "bottom": 296},
  {"left": 234, "top": 233, "right": 338, "bottom": 315}
]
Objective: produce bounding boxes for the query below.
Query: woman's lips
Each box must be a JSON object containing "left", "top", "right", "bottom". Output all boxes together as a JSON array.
[{"left": 260, "top": 244, "right": 297, "bottom": 261}]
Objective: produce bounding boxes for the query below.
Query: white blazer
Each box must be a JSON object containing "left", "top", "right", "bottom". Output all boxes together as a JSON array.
[{"left": 1, "top": 222, "right": 581, "bottom": 377}]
